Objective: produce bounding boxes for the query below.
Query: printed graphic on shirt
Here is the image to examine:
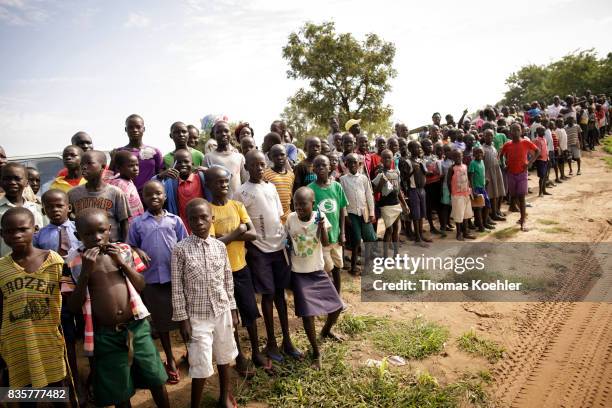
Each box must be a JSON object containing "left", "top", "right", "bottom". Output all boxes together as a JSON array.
[{"left": 72, "top": 197, "right": 113, "bottom": 212}]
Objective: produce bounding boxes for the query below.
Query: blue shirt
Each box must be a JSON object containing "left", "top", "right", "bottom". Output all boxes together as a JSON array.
[
  {"left": 33, "top": 219, "right": 80, "bottom": 252},
  {"left": 128, "top": 210, "right": 188, "bottom": 284}
]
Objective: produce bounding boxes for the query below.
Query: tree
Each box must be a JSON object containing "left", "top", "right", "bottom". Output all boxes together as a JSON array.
[
  {"left": 282, "top": 21, "right": 396, "bottom": 132},
  {"left": 280, "top": 97, "right": 326, "bottom": 149}
]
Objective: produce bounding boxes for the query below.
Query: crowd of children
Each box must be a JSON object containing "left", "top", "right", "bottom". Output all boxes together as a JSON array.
[{"left": 0, "top": 92, "right": 610, "bottom": 407}]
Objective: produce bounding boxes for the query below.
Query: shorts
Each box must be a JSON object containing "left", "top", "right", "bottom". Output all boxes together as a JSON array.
[
  {"left": 142, "top": 283, "right": 180, "bottom": 332},
  {"left": 93, "top": 319, "right": 167, "bottom": 407},
  {"left": 425, "top": 181, "right": 442, "bottom": 212},
  {"left": 473, "top": 187, "right": 491, "bottom": 208},
  {"left": 558, "top": 150, "right": 567, "bottom": 164},
  {"left": 569, "top": 145, "right": 581, "bottom": 159},
  {"left": 291, "top": 271, "right": 344, "bottom": 318},
  {"left": 536, "top": 160, "right": 548, "bottom": 178},
  {"left": 548, "top": 151, "right": 556, "bottom": 167},
  {"left": 61, "top": 304, "right": 78, "bottom": 343},
  {"left": 232, "top": 266, "right": 261, "bottom": 327},
  {"left": 188, "top": 311, "right": 239, "bottom": 379},
  {"left": 348, "top": 213, "right": 377, "bottom": 248},
  {"left": 323, "top": 242, "right": 343, "bottom": 272},
  {"left": 408, "top": 188, "right": 426, "bottom": 220},
  {"left": 507, "top": 171, "right": 528, "bottom": 197},
  {"left": 451, "top": 194, "right": 473, "bottom": 223},
  {"left": 246, "top": 243, "right": 291, "bottom": 294}
]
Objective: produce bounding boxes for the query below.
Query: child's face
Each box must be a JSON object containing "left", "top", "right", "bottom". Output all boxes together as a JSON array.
[
  {"left": 27, "top": 169, "right": 40, "bottom": 194},
  {"left": 171, "top": 123, "right": 189, "bottom": 149},
  {"left": 241, "top": 138, "right": 256, "bottom": 155},
  {"left": 246, "top": 152, "right": 266, "bottom": 182},
  {"left": 0, "top": 166, "right": 27, "bottom": 199},
  {"left": 465, "top": 136, "right": 474, "bottom": 148},
  {"left": 142, "top": 182, "right": 166, "bottom": 212},
  {"left": 125, "top": 117, "right": 145, "bottom": 143},
  {"left": 239, "top": 126, "right": 252, "bottom": 140},
  {"left": 77, "top": 215, "right": 111, "bottom": 249},
  {"left": 357, "top": 136, "right": 369, "bottom": 152},
  {"left": 313, "top": 156, "right": 330, "bottom": 180},
  {"left": 73, "top": 134, "right": 93, "bottom": 152},
  {"left": 434, "top": 145, "right": 444, "bottom": 158},
  {"left": 0, "top": 212, "right": 35, "bottom": 252},
  {"left": 422, "top": 140, "right": 433, "bottom": 155},
  {"left": 474, "top": 149, "right": 484, "bottom": 161},
  {"left": 270, "top": 147, "right": 287, "bottom": 169},
  {"left": 388, "top": 138, "right": 399, "bottom": 154},
  {"left": 346, "top": 156, "right": 359, "bottom": 174},
  {"left": 187, "top": 128, "right": 200, "bottom": 148},
  {"left": 306, "top": 138, "right": 321, "bottom": 159},
  {"left": 294, "top": 193, "right": 314, "bottom": 220},
  {"left": 81, "top": 153, "right": 104, "bottom": 181},
  {"left": 213, "top": 122, "right": 231, "bottom": 148},
  {"left": 120, "top": 155, "right": 140, "bottom": 180},
  {"left": 333, "top": 133, "right": 343, "bottom": 151},
  {"left": 376, "top": 138, "right": 387, "bottom": 154},
  {"left": 454, "top": 151, "right": 463, "bottom": 165},
  {"left": 382, "top": 151, "right": 393, "bottom": 169},
  {"left": 320, "top": 141, "right": 331, "bottom": 155},
  {"left": 399, "top": 139, "right": 408, "bottom": 156},
  {"left": 188, "top": 204, "right": 213, "bottom": 239},
  {"left": 174, "top": 151, "right": 193, "bottom": 179},
  {"left": 209, "top": 172, "right": 230, "bottom": 199},
  {"left": 43, "top": 193, "right": 69, "bottom": 225},
  {"left": 63, "top": 147, "right": 81, "bottom": 170},
  {"left": 483, "top": 131, "right": 493, "bottom": 145},
  {"left": 342, "top": 136, "right": 355, "bottom": 153},
  {"left": 408, "top": 143, "right": 422, "bottom": 158},
  {"left": 328, "top": 155, "right": 338, "bottom": 170}
]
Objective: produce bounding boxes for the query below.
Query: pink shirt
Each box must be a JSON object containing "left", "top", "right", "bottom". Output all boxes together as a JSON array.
[
  {"left": 107, "top": 175, "right": 144, "bottom": 221},
  {"left": 534, "top": 137, "right": 549, "bottom": 161},
  {"left": 451, "top": 164, "right": 471, "bottom": 196}
]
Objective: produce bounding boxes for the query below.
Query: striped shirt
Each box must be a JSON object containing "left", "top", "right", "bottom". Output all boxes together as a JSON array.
[
  {"left": 263, "top": 167, "right": 295, "bottom": 223},
  {"left": 171, "top": 235, "right": 235, "bottom": 321},
  {"left": 565, "top": 124, "right": 580, "bottom": 147},
  {"left": 0, "top": 251, "right": 66, "bottom": 387}
]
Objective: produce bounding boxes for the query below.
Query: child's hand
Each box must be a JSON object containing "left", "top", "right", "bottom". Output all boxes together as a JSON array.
[
  {"left": 134, "top": 248, "right": 151, "bottom": 267},
  {"left": 231, "top": 309, "right": 240, "bottom": 328},
  {"left": 339, "top": 234, "right": 346, "bottom": 247},
  {"left": 159, "top": 168, "right": 180, "bottom": 180},
  {"left": 180, "top": 320, "right": 192, "bottom": 341},
  {"left": 368, "top": 216, "right": 375, "bottom": 224},
  {"left": 105, "top": 244, "right": 127, "bottom": 269},
  {"left": 82, "top": 247, "right": 100, "bottom": 271}
]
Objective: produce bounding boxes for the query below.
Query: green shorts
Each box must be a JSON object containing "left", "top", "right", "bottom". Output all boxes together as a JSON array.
[
  {"left": 348, "top": 213, "right": 377, "bottom": 248},
  {"left": 93, "top": 319, "right": 167, "bottom": 406}
]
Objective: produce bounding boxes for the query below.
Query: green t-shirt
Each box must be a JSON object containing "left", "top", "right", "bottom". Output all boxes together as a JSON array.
[
  {"left": 163, "top": 148, "right": 205, "bottom": 169},
  {"left": 493, "top": 133, "right": 508, "bottom": 152},
  {"left": 307, "top": 181, "right": 348, "bottom": 243},
  {"left": 468, "top": 159, "right": 486, "bottom": 188}
]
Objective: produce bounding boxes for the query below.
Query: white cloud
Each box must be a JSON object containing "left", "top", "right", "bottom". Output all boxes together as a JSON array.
[
  {"left": 0, "top": 0, "right": 48, "bottom": 26},
  {"left": 124, "top": 12, "right": 150, "bottom": 28}
]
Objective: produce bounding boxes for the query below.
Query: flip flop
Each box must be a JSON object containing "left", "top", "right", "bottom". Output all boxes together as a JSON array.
[
  {"left": 164, "top": 362, "right": 180, "bottom": 385},
  {"left": 283, "top": 346, "right": 305, "bottom": 361},
  {"left": 265, "top": 348, "right": 284, "bottom": 363}
]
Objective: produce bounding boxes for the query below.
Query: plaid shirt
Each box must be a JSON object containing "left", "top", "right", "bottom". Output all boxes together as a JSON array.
[{"left": 171, "top": 235, "right": 235, "bottom": 321}]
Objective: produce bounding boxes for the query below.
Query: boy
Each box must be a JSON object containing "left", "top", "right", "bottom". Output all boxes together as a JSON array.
[
  {"left": 468, "top": 147, "right": 494, "bottom": 232},
  {"left": 71, "top": 131, "right": 94, "bottom": 152},
  {"left": 162, "top": 121, "right": 205, "bottom": 170},
  {"left": 565, "top": 116, "right": 582, "bottom": 175},
  {"left": 108, "top": 150, "right": 145, "bottom": 222},
  {"left": 500, "top": 123, "right": 540, "bottom": 231},
  {"left": 204, "top": 121, "right": 246, "bottom": 196},
  {"left": 338, "top": 133, "right": 356, "bottom": 175},
  {"left": 234, "top": 150, "right": 301, "bottom": 363},
  {"left": 308, "top": 155, "right": 347, "bottom": 293},
  {"left": 69, "top": 150, "right": 130, "bottom": 243},
  {"left": 68, "top": 209, "right": 169, "bottom": 407},
  {"left": 263, "top": 144, "right": 295, "bottom": 223},
  {"left": 0, "top": 163, "right": 45, "bottom": 256},
  {"left": 171, "top": 199, "right": 238, "bottom": 408},
  {"left": 292, "top": 136, "right": 321, "bottom": 193},
  {"left": 533, "top": 127, "right": 551, "bottom": 197},
  {"left": 481, "top": 130, "right": 506, "bottom": 221},
  {"left": 422, "top": 138, "right": 444, "bottom": 235},
  {"left": 339, "top": 153, "right": 376, "bottom": 275},
  {"left": 34, "top": 189, "right": 82, "bottom": 397},
  {"left": 447, "top": 150, "right": 475, "bottom": 240},
  {"left": 0, "top": 207, "right": 67, "bottom": 390},
  {"left": 208, "top": 167, "right": 270, "bottom": 376},
  {"left": 26, "top": 167, "right": 41, "bottom": 196},
  {"left": 112, "top": 114, "right": 163, "bottom": 195},
  {"left": 405, "top": 141, "right": 431, "bottom": 245},
  {"left": 555, "top": 118, "right": 569, "bottom": 180},
  {"left": 50, "top": 145, "right": 86, "bottom": 192},
  {"left": 128, "top": 180, "right": 188, "bottom": 385}
]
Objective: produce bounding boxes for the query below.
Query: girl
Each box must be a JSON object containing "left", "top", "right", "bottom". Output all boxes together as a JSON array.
[
  {"left": 447, "top": 150, "right": 475, "bottom": 240},
  {"left": 108, "top": 150, "right": 145, "bottom": 222}
]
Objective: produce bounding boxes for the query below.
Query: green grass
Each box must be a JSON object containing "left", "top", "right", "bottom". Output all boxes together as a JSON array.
[
  {"left": 602, "top": 156, "right": 612, "bottom": 170},
  {"left": 541, "top": 226, "right": 571, "bottom": 234},
  {"left": 337, "top": 314, "right": 388, "bottom": 337},
  {"left": 537, "top": 219, "right": 559, "bottom": 225},
  {"left": 493, "top": 226, "right": 520, "bottom": 239},
  {"left": 603, "top": 136, "right": 612, "bottom": 154},
  {"left": 457, "top": 330, "right": 505, "bottom": 363},
  {"left": 371, "top": 317, "right": 449, "bottom": 360}
]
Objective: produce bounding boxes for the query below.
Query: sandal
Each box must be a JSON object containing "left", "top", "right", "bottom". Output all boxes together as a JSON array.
[
  {"left": 283, "top": 344, "right": 305, "bottom": 361},
  {"left": 254, "top": 358, "right": 275, "bottom": 375},
  {"left": 164, "top": 362, "right": 180, "bottom": 385}
]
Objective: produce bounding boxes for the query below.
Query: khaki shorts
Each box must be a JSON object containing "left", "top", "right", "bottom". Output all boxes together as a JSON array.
[
  {"left": 451, "top": 195, "right": 473, "bottom": 223},
  {"left": 323, "top": 243, "right": 343, "bottom": 272},
  {"left": 187, "top": 311, "right": 238, "bottom": 379}
]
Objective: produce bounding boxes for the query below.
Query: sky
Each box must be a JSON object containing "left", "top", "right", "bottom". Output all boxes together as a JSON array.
[{"left": 1, "top": 0, "right": 612, "bottom": 156}]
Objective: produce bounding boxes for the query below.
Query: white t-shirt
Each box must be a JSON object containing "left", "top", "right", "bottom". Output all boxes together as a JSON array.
[
  {"left": 233, "top": 181, "right": 285, "bottom": 253},
  {"left": 547, "top": 104, "right": 562, "bottom": 119},
  {"left": 285, "top": 211, "right": 331, "bottom": 273},
  {"left": 556, "top": 128, "right": 568, "bottom": 151},
  {"left": 204, "top": 150, "right": 246, "bottom": 196}
]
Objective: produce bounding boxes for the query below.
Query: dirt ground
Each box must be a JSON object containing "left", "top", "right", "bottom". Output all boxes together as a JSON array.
[{"left": 108, "top": 148, "right": 611, "bottom": 408}]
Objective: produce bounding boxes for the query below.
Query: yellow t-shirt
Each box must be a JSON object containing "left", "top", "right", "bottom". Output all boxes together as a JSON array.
[
  {"left": 210, "top": 200, "right": 250, "bottom": 272},
  {"left": 49, "top": 176, "right": 86, "bottom": 193},
  {"left": 0, "top": 251, "right": 66, "bottom": 387}
]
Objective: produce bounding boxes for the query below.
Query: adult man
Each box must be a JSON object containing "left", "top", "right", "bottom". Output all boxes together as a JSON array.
[{"left": 547, "top": 95, "right": 562, "bottom": 119}]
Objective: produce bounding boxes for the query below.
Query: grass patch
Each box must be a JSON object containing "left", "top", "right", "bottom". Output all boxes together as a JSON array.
[
  {"left": 371, "top": 317, "right": 449, "bottom": 360},
  {"left": 493, "top": 226, "right": 520, "bottom": 239},
  {"left": 537, "top": 218, "right": 559, "bottom": 225},
  {"left": 542, "top": 226, "right": 571, "bottom": 234},
  {"left": 457, "top": 330, "right": 505, "bottom": 363},
  {"left": 602, "top": 156, "right": 612, "bottom": 170},
  {"left": 337, "top": 314, "right": 388, "bottom": 337},
  {"left": 603, "top": 136, "right": 612, "bottom": 155}
]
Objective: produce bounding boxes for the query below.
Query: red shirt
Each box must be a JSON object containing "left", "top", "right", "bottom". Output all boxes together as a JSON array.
[
  {"left": 177, "top": 173, "right": 203, "bottom": 233},
  {"left": 501, "top": 139, "right": 538, "bottom": 174}
]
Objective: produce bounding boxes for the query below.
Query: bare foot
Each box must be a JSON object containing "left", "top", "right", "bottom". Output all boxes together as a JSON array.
[
  {"left": 311, "top": 355, "right": 322, "bottom": 370},
  {"left": 321, "top": 331, "right": 344, "bottom": 342}
]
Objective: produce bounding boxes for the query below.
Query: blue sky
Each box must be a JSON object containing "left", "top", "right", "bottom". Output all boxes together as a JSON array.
[{"left": 1, "top": 0, "right": 611, "bottom": 156}]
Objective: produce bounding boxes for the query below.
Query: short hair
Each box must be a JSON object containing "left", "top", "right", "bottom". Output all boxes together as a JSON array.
[
  {"left": 114, "top": 150, "right": 136, "bottom": 168},
  {"left": 143, "top": 179, "right": 165, "bottom": 193},
  {"left": 245, "top": 149, "right": 265, "bottom": 165},
  {"left": 293, "top": 186, "right": 314, "bottom": 202},
  {"left": 75, "top": 208, "right": 108, "bottom": 232},
  {"left": 186, "top": 198, "right": 210, "bottom": 218},
  {"left": 1, "top": 162, "right": 26, "bottom": 178},
  {"left": 41, "top": 189, "right": 68, "bottom": 205},
  {"left": 63, "top": 145, "right": 84, "bottom": 156},
  {"left": 269, "top": 144, "right": 286, "bottom": 155},
  {"left": 210, "top": 120, "right": 229, "bottom": 137},
  {"left": 170, "top": 121, "right": 186, "bottom": 132},
  {"left": 71, "top": 131, "right": 91, "bottom": 145},
  {"left": 187, "top": 124, "right": 199, "bottom": 133},
  {"left": 125, "top": 114, "right": 144, "bottom": 125},
  {"left": 84, "top": 150, "right": 107, "bottom": 166},
  {"left": 173, "top": 148, "right": 191, "bottom": 160},
  {"left": 312, "top": 154, "right": 329, "bottom": 166},
  {"left": 1, "top": 207, "right": 34, "bottom": 228},
  {"left": 26, "top": 166, "right": 39, "bottom": 174},
  {"left": 263, "top": 132, "right": 282, "bottom": 146}
]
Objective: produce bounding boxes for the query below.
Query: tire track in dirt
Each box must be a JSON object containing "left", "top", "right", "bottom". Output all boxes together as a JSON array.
[{"left": 493, "top": 225, "right": 611, "bottom": 408}]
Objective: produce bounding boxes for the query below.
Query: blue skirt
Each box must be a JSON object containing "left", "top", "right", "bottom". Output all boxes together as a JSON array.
[{"left": 291, "top": 270, "right": 344, "bottom": 317}]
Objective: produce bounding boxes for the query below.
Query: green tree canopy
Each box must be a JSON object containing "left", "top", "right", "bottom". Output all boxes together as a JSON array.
[{"left": 282, "top": 21, "right": 396, "bottom": 133}]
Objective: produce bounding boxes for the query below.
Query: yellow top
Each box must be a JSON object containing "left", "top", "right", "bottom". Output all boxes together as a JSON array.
[
  {"left": 49, "top": 176, "right": 86, "bottom": 193},
  {"left": 0, "top": 251, "right": 66, "bottom": 387},
  {"left": 210, "top": 200, "right": 250, "bottom": 272}
]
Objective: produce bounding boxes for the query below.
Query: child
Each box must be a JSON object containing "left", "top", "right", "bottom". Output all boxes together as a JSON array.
[
  {"left": 128, "top": 180, "right": 188, "bottom": 385},
  {"left": 338, "top": 133, "right": 356, "bottom": 175},
  {"left": 68, "top": 208, "right": 169, "bottom": 407},
  {"left": 240, "top": 136, "right": 256, "bottom": 155},
  {"left": 108, "top": 150, "right": 145, "bottom": 222},
  {"left": 308, "top": 155, "right": 348, "bottom": 293},
  {"left": 565, "top": 116, "right": 582, "bottom": 175},
  {"left": 235, "top": 150, "right": 301, "bottom": 363},
  {"left": 112, "top": 114, "right": 164, "bottom": 196},
  {"left": 447, "top": 150, "right": 476, "bottom": 240},
  {"left": 533, "top": 127, "right": 550, "bottom": 197},
  {"left": 339, "top": 153, "right": 376, "bottom": 275},
  {"left": 403, "top": 142, "right": 430, "bottom": 246},
  {"left": 287, "top": 187, "right": 344, "bottom": 369},
  {"left": 373, "top": 150, "right": 409, "bottom": 255},
  {"left": 468, "top": 147, "right": 494, "bottom": 232},
  {"left": 207, "top": 167, "right": 270, "bottom": 376},
  {"left": 33, "top": 189, "right": 82, "bottom": 397},
  {"left": 422, "top": 138, "right": 444, "bottom": 235},
  {"left": 204, "top": 121, "right": 246, "bottom": 196},
  {"left": 397, "top": 138, "right": 415, "bottom": 239},
  {"left": 50, "top": 145, "right": 86, "bottom": 192},
  {"left": 26, "top": 167, "right": 41, "bottom": 196},
  {"left": 292, "top": 136, "right": 321, "bottom": 193},
  {"left": 0, "top": 163, "right": 45, "bottom": 256},
  {"left": 328, "top": 152, "right": 341, "bottom": 181},
  {"left": 439, "top": 144, "right": 455, "bottom": 233},
  {"left": 263, "top": 144, "right": 295, "bottom": 223},
  {"left": 548, "top": 120, "right": 561, "bottom": 184},
  {"left": 163, "top": 121, "right": 205, "bottom": 170},
  {"left": 68, "top": 150, "right": 130, "bottom": 243},
  {"left": 0, "top": 207, "right": 68, "bottom": 391},
  {"left": 555, "top": 118, "right": 569, "bottom": 180},
  {"left": 171, "top": 199, "right": 238, "bottom": 408},
  {"left": 481, "top": 130, "right": 506, "bottom": 221},
  {"left": 187, "top": 124, "right": 201, "bottom": 149}
]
